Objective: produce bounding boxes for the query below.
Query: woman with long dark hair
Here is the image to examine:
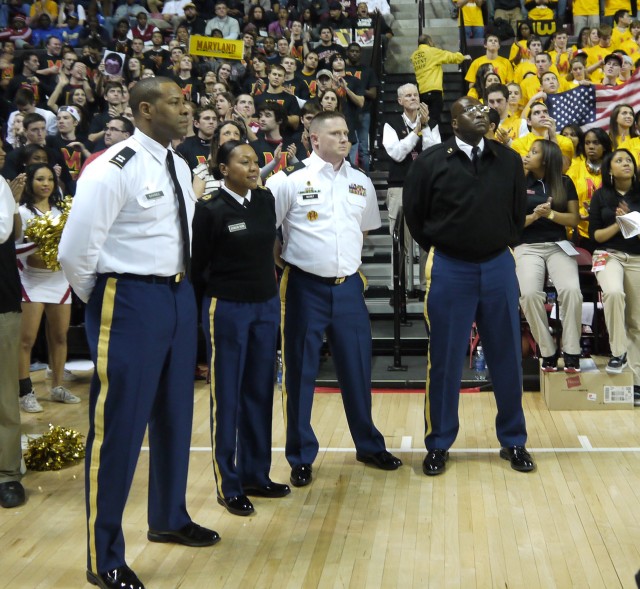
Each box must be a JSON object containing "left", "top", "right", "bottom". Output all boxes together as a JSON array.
[
  {"left": 16, "top": 163, "right": 79, "bottom": 413},
  {"left": 589, "top": 148, "right": 640, "bottom": 388},
  {"left": 567, "top": 127, "right": 613, "bottom": 250},
  {"left": 609, "top": 104, "right": 637, "bottom": 150},
  {"left": 192, "top": 141, "right": 288, "bottom": 517},
  {"left": 516, "top": 139, "right": 582, "bottom": 372}
]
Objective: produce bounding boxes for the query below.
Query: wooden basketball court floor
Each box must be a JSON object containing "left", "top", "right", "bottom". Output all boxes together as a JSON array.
[{"left": 4, "top": 368, "right": 640, "bottom": 589}]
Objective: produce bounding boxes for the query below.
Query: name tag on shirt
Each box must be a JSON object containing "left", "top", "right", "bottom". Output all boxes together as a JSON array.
[
  {"left": 228, "top": 222, "right": 247, "bottom": 233},
  {"left": 145, "top": 191, "right": 164, "bottom": 200},
  {"left": 302, "top": 193, "right": 320, "bottom": 200}
]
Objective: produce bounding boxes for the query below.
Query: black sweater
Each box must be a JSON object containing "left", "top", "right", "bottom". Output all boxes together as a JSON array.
[
  {"left": 192, "top": 186, "right": 278, "bottom": 302},
  {"left": 589, "top": 186, "right": 640, "bottom": 255},
  {"left": 403, "top": 137, "right": 526, "bottom": 262}
]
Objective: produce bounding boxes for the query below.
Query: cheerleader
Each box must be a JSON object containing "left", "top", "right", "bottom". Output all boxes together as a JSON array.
[{"left": 16, "top": 163, "right": 79, "bottom": 413}]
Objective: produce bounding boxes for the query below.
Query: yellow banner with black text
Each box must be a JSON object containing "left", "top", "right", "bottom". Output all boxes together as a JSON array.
[{"left": 189, "top": 35, "right": 244, "bottom": 60}]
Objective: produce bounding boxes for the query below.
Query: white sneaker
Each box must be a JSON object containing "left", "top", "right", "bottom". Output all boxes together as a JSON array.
[
  {"left": 19, "top": 391, "right": 43, "bottom": 413},
  {"left": 45, "top": 367, "right": 78, "bottom": 381},
  {"left": 50, "top": 386, "right": 81, "bottom": 404}
]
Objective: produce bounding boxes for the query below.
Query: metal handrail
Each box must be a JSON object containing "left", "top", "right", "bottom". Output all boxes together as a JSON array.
[{"left": 389, "top": 207, "right": 407, "bottom": 372}]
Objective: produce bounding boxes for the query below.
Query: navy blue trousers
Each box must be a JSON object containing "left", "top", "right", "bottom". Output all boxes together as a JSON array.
[
  {"left": 202, "top": 294, "right": 280, "bottom": 498},
  {"left": 423, "top": 248, "right": 528, "bottom": 450},
  {"left": 84, "top": 275, "right": 197, "bottom": 574},
  {"left": 280, "top": 267, "right": 385, "bottom": 467}
]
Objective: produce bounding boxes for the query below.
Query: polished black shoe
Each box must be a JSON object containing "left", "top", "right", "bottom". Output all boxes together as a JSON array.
[
  {"left": 0, "top": 481, "right": 26, "bottom": 508},
  {"left": 147, "top": 522, "right": 221, "bottom": 546},
  {"left": 541, "top": 351, "right": 559, "bottom": 372},
  {"left": 422, "top": 449, "right": 449, "bottom": 476},
  {"left": 290, "top": 464, "right": 313, "bottom": 487},
  {"left": 86, "top": 564, "right": 145, "bottom": 589},
  {"left": 563, "top": 353, "right": 581, "bottom": 373},
  {"left": 217, "top": 494, "right": 255, "bottom": 516},
  {"left": 356, "top": 450, "right": 403, "bottom": 471},
  {"left": 243, "top": 481, "right": 291, "bottom": 498},
  {"left": 499, "top": 446, "right": 536, "bottom": 472}
]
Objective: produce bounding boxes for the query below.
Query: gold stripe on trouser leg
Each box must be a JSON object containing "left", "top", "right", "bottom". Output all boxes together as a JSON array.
[
  {"left": 88, "top": 277, "right": 117, "bottom": 573},
  {"left": 279, "top": 267, "right": 290, "bottom": 429},
  {"left": 207, "top": 298, "right": 224, "bottom": 497},
  {"left": 423, "top": 247, "right": 436, "bottom": 442}
]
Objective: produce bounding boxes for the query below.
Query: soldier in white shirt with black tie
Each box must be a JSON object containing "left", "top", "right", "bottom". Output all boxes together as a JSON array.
[{"left": 59, "top": 77, "right": 220, "bottom": 589}]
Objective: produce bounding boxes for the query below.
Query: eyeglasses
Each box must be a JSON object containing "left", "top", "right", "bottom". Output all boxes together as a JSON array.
[{"left": 462, "top": 105, "right": 491, "bottom": 115}]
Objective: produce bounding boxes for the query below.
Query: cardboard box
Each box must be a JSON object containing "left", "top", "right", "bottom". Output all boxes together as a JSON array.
[{"left": 541, "top": 356, "right": 634, "bottom": 410}]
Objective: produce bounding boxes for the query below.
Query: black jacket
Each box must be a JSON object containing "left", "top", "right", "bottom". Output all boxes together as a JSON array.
[{"left": 403, "top": 136, "right": 526, "bottom": 262}]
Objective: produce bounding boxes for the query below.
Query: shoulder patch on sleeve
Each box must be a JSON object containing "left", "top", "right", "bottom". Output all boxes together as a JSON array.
[
  {"left": 200, "top": 194, "right": 212, "bottom": 201},
  {"left": 283, "top": 161, "right": 306, "bottom": 175},
  {"left": 108, "top": 146, "right": 137, "bottom": 168}
]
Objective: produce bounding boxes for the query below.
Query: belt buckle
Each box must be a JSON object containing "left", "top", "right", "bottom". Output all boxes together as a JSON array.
[
  {"left": 174, "top": 272, "right": 184, "bottom": 283},
  {"left": 334, "top": 277, "right": 346, "bottom": 285}
]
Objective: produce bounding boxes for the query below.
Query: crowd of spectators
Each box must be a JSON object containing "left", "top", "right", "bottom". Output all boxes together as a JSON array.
[{"left": 0, "top": 0, "right": 389, "bottom": 194}]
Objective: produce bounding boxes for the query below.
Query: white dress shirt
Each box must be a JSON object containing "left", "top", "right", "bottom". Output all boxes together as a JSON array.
[
  {"left": 266, "top": 151, "right": 381, "bottom": 278},
  {"left": 59, "top": 129, "right": 197, "bottom": 302}
]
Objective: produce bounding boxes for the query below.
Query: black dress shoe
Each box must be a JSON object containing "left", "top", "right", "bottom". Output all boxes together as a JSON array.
[
  {"left": 290, "top": 464, "right": 313, "bottom": 487},
  {"left": 243, "top": 481, "right": 291, "bottom": 498},
  {"left": 86, "top": 564, "right": 145, "bottom": 589},
  {"left": 217, "top": 494, "right": 255, "bottom": 516},
  {"left": 147, "top": 522, "right": 221, "bottom": 546},
  {"left": 499, "top": 446, "right": 536, "bottom": 472},
  {"left": 356, "top": 450, "right": 403, "bottom": 470},
  {"left": 422, "top": 449, "right": 449, "bottom": 476},
  {"left": 0, "top": 481, "right": 26, "bottom": 508}
]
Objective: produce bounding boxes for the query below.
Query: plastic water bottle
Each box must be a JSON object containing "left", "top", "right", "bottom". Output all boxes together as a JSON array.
[
  {"left": 276, "top": 351, "right": 283, "bottom": 387},
  {"left": 474, "top": 345, "right": 487, "bottom": 381}
]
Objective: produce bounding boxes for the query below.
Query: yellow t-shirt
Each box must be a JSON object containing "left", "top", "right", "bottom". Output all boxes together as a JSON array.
[
  {"left": 604, "top": 0, "right": 631, "bottom": 17},
  {"left": 611, "top": 27, "right": 633, "bottom": 50},
  {"left": 511, "top": 132, "right": 575, "bottom": 159},
  {"left": 499, "top": 112, "right": 527, "bottom": 142},
  {"left": 514, "top": 61, "right": 537, "bottom": 84},
  {"left": 566, "top": 156, "right": 602, "bottom": 238},
  {"left": 618, "top": 38, "right": 639, "bottom": 59},
  {"left": 548, "top": 50, "right": 571, "bottom": 75},
  {"left": 509, "top": 40, "right": 529, "bottom": 63},
  {"left": 619, "top": 136, "right": 640, "bottom": 165},
  {"left": 572, "top": 0, "right": 599, "bottom": 15},
  {"left": 465, "top": 55, "right": 515, "bottom": 84},
  {"left": 459, "top": 2, "right": 484, "bottom": 27}
]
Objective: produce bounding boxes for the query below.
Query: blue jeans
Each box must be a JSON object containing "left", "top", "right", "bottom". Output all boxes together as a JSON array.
[{"left": 465, "top": 26, "right": 484, "bottom": 39}]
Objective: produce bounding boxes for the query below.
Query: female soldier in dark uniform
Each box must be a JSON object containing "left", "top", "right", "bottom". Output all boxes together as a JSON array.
[{"left": 192, "top": 141, "right": 289, "bottom": 517}]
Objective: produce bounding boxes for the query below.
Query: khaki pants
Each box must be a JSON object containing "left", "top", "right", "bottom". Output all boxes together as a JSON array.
[
  {"left": 515, "top": 242, "right": 583, "bottom": 357},
  {"left": 595, "top": 250, "right": 640, "bottom": 385},
  {"left": 387, "top": 186, "right": 426, "bottom": 292},
  {"left": 0, "top": 312, "right": 22, "bottom": 484}
]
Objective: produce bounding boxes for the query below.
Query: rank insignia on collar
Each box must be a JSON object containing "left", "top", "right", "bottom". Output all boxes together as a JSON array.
[
  {"left": 307, "top": 210, "right": 318, "bottom": 221},
  {"left": 447, "top": 148, "right": 453, "bottom": 153}
]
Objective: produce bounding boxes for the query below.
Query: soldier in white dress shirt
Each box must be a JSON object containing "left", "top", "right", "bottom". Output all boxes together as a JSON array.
[
  {"left": 58, "top": 77, "right": 219, "bottom": 589},
  {"left": 265, "top": 111, "right": 402, "bottom": 489}
]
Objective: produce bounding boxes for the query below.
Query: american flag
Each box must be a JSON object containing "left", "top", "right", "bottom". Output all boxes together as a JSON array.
[{"left": 545, "top": 68, "right": 640, "bottom": 133}]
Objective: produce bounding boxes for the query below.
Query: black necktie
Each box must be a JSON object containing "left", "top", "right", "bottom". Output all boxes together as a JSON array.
[
  {"left": 243, "top": 199, "right": 249, "bottom": 208},
  {"left": 166, "top": 150, "right": 191, "bottom": 279},
  {"left": 471, "top": 146, "right": 480, "bottom": 174}
]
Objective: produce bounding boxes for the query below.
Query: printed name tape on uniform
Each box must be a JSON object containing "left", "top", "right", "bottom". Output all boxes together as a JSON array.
[{"left": 228, "top": 222, "right": 247, "bottom": 232}]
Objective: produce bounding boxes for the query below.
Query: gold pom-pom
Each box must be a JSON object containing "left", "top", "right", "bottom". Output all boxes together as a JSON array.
[
  {"left": 24, "top": 196, "right": 73, "bottom": 271},
  {"left": 25, "top": 424, "right": 85, "bottom": 471}
]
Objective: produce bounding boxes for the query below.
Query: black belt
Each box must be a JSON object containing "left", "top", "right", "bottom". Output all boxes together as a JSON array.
[
  {"left": 103, "top": 272, "right": 185, "bottom": 284},
  {"left": 288, "top": 265, "right": 350, "bottom": 285}
]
